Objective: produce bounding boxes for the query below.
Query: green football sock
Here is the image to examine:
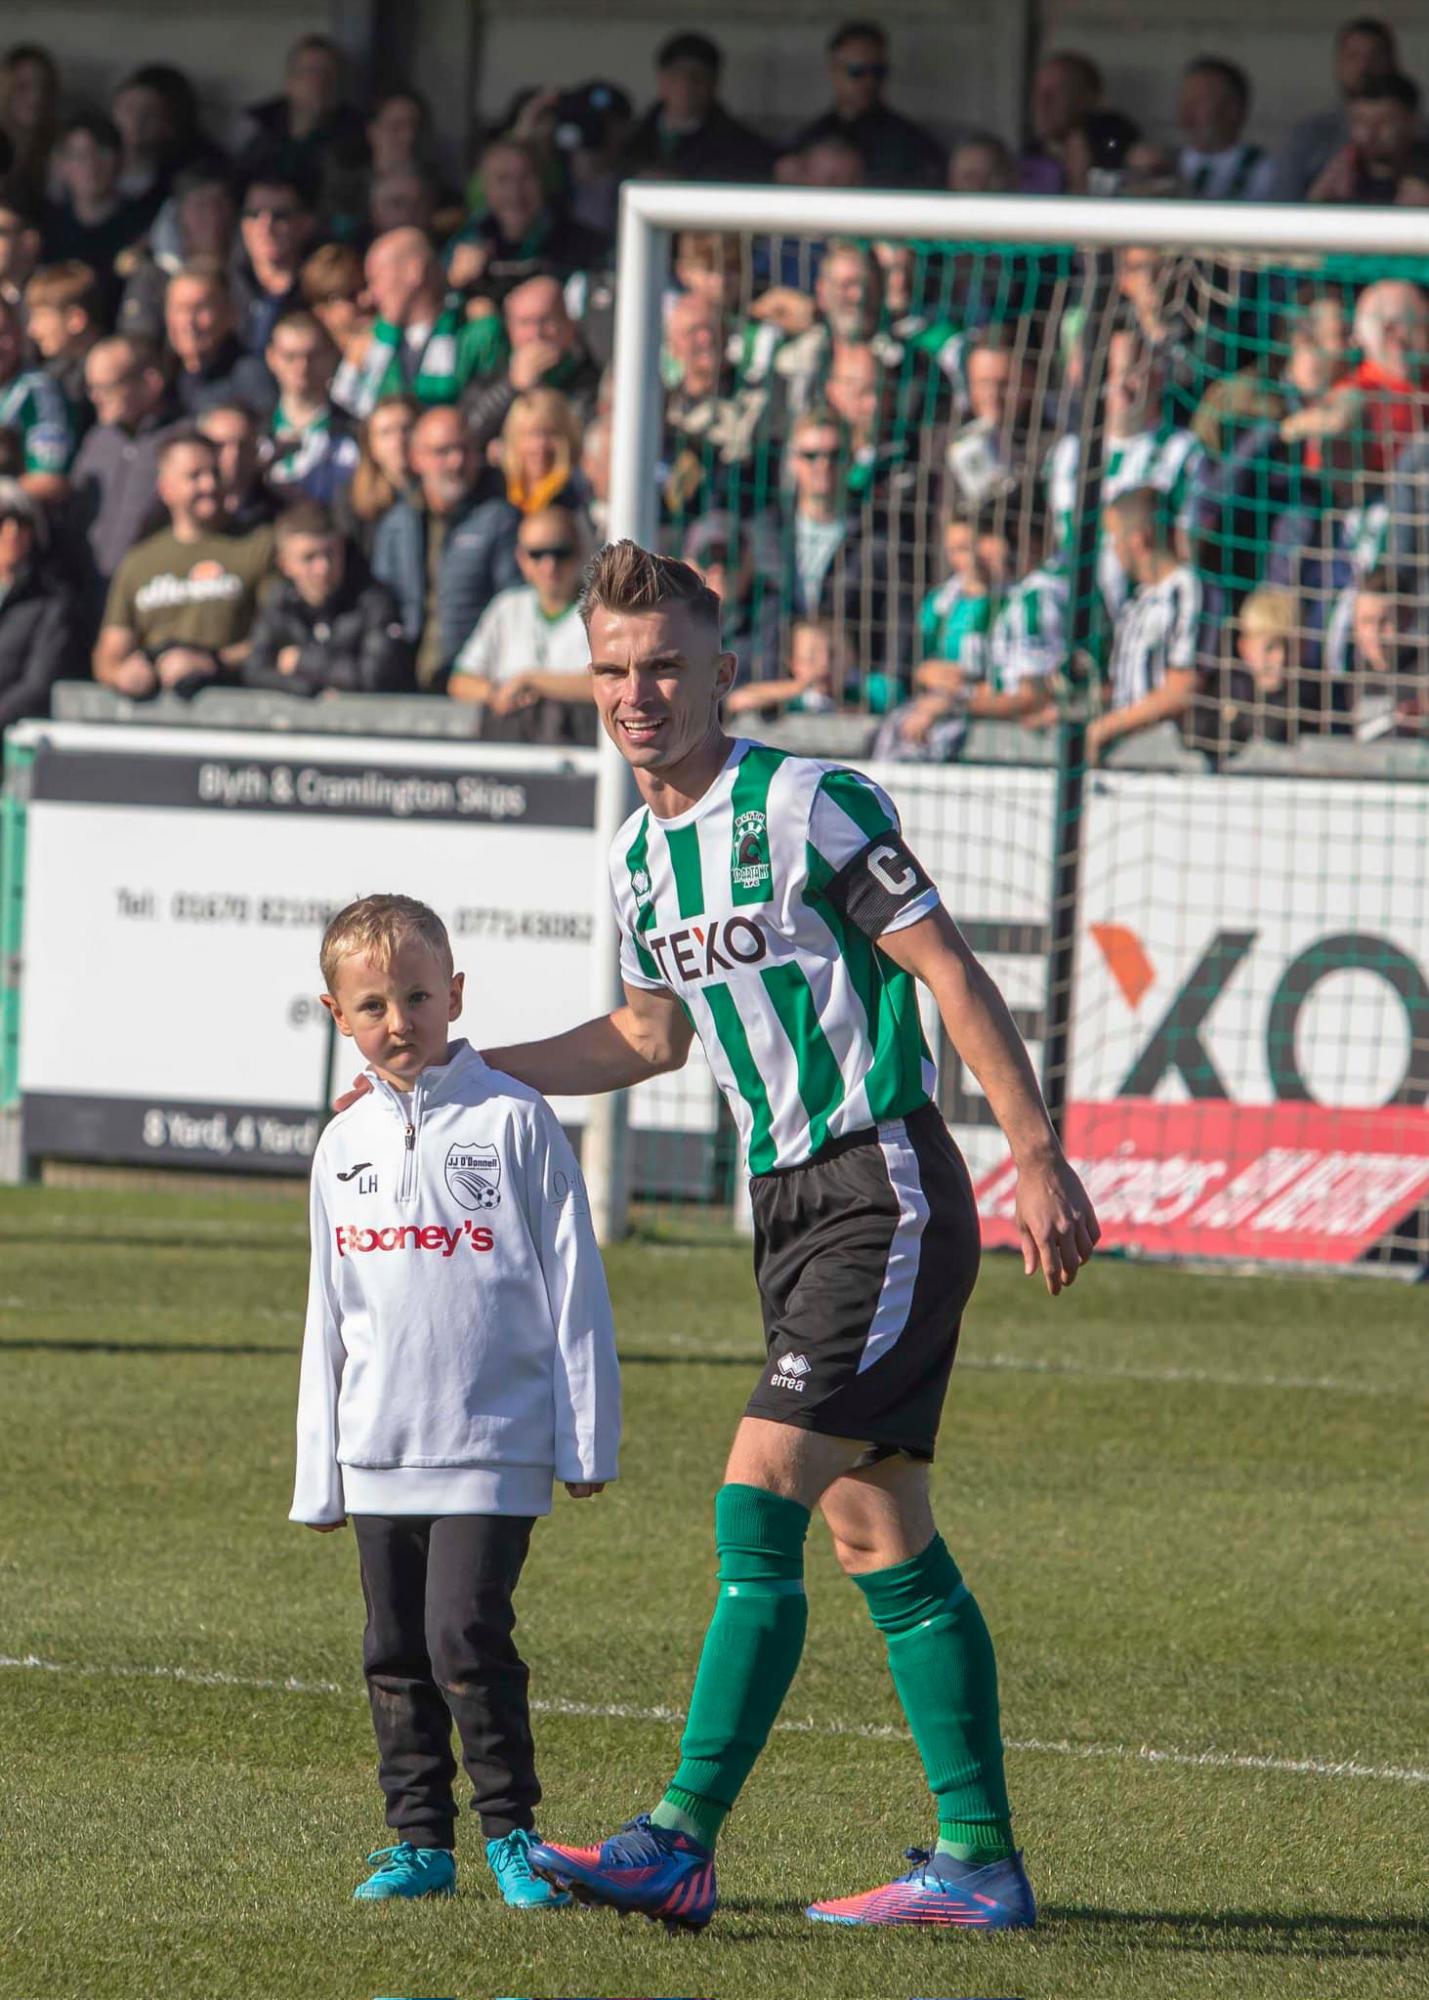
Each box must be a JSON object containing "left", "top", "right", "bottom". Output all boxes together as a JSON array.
[
  {"left": 852, "top": 1534, "right": 1015, "bottom": 1866},
  {"left": 649, "top": 1483, "right": 810, "bottom": 1852}
]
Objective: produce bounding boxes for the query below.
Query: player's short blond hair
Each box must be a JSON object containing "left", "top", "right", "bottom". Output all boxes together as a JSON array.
[{"left": 320, "top": 893, "right": 453, "bottom": 993}]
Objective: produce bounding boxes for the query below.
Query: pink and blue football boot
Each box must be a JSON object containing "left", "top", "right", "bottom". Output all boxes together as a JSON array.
[
  {"left": 526, "top": 1815, "right": 717, "bottom": 1931},
  {"left": 806, "top": 1846, "right": 1036, "bottom": 1929}
]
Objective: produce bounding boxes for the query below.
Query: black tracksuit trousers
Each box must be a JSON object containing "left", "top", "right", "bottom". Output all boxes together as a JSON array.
[{"left": 352, "top": 1513, "right": 538, "bottom": 1846}]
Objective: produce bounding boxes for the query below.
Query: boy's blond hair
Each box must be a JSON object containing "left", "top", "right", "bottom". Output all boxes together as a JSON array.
[
  {"left": 1237, "top": 587, "right": 1296, "bottom": 644},
  {"left": 320, "top": 894, "right": 453, "bottom": 993},
  {"left": 24, "top": 259, "right": 102, "bottom": 320}
]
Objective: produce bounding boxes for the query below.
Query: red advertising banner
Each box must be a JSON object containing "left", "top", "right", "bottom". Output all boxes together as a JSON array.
[{"left": 974, "top": 1100, "right": 1429, "bottom": 1265}]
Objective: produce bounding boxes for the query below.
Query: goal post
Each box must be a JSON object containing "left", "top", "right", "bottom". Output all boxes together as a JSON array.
[{"left": 587, "top": 185, "right": 1429, "bottom": 1264}]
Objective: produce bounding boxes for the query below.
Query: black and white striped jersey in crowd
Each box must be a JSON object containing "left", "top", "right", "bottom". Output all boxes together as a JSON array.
[{"left": 1109, "top": 564, "right": 1203, "bottom": 711}]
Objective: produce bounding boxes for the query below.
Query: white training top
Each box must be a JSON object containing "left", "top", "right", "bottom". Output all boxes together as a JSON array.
[{"left": 290, "top": 1041, "right": 621, "bottom": 1523}]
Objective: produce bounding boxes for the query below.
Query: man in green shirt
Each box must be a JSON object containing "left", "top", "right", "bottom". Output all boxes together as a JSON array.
[{"left": 93, "top": 429, "right": 272, "bottom": 699}]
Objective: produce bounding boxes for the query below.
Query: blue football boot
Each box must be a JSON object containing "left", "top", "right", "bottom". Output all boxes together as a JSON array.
[
  {"left": 806, "top": 1846, "right": 1036, "bottom": 1929},
  {"left": 526, "top": 1814, "right": 717, "bottom": 1930}
]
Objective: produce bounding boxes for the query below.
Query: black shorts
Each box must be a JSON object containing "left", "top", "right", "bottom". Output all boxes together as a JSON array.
[{"left": 744, "top": 1102, "right": 981, "bottom": 1461}]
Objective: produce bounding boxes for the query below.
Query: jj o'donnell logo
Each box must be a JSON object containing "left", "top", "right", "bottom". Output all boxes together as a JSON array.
[{"left": 445, "top": 1142, "right": 502, "bottom": 1209}]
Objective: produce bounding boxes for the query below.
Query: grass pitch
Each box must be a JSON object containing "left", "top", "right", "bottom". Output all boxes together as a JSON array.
[{"left": 0, "top": 1184, "right": 1425, "bottom": 2000}]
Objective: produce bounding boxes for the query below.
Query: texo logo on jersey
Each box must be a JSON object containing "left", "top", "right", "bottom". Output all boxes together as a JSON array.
[{"left": 647, "top": 915, "right": 769, "bottom": 984}]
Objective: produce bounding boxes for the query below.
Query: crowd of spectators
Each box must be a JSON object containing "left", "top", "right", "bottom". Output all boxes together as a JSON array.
[{"left": 0, "top": 15, "right": 1424, "bottom": 764}]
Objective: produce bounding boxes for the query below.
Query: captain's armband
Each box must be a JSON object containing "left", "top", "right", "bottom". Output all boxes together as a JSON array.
[{"left": 823, "top": 834, "right": 937, "bottom": 939}]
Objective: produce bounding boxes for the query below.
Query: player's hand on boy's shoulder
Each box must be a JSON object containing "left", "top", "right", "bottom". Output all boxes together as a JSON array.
[
  {"left": 1014, "top": 1147, "right": 1100, "bottom": 1298},
  {"left": 332, "top": 1072, "right": 374, "bottom": 1113},
  {"left": 306, "top": 1518, "right": 348, "bottom": 1532},
  {"left": 563, "top": 1482, "right": 606, "bottom": 1499}
]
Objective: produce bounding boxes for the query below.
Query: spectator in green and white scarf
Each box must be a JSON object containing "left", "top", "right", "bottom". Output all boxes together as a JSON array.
[{"left": 331, "top": 226, "right": 506, "bottom": 422}]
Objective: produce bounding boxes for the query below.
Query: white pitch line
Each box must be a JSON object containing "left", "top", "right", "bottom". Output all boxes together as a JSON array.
[
  {"left": 648, "top": 1345, "right": 1410, "bottom": 1399},
  {"left": 2, "top": 1654, "right": 1424, "bottom": 1788},
  {"left": 0, "top": 1307, "right": 1410, "bottom": 1399},
  {"left": 959, "top": 1353, "right": 1411, "bottom": 1399}
]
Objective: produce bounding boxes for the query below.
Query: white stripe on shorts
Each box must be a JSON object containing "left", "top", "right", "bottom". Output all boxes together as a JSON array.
[{"left": 857, "top": 1119, "right": 931, "bottom": 1374}]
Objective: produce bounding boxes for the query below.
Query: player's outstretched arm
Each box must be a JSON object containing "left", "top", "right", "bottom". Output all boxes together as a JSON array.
[
  {"left": 330, "top": 986, "right": 693, "bottom": 1114},
  {"left": 878, "top": 906, "right": 1100, "bottom": 1296},
  {"left": 485, "top": 981, "right": 694, "bottom": 1098}
]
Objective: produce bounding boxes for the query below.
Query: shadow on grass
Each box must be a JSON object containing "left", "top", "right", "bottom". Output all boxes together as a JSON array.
[
  {"left": 711, "top": 1899, "right": 1429, "bottom": 1959},
  {"left": 0, "top": 1338, "right": 290, "bottom": 1356},
  {"left": 619, "top": 1350, "right": 752, "bottom": 1367},
  {"left": 1043, "top": 1905, "right": 1429, "bottom": 1957},
  {"left": 0, "top": 1232, "right": 302, "bottom": 1253},
  {"left": 0, "top": 1340, "right": 754, "bottom": 1361}
]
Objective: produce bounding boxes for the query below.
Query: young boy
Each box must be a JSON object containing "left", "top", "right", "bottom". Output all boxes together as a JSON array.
[
  {"left": 291, "top": 893, "right": 621, "bottom": 1907},
  {"left": 23, "top": 262, "right": 105, "bottom": 433},
  {"left": 723, "top": 616, "right": 843, "bottom": 718},
  {"left": 242, "top": 502, "right": 413, "bottom": 695},
  {"left": 1091, "top": 485, "right": 1202, "bottom": 761},
  {"left": 917, "top": 511, "right": 999, "bottom": 681}
]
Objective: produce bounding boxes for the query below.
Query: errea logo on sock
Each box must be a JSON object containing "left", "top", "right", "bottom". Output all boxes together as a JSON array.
[{"left": 772, "top": 1351, "right": 811, "bottom": 1392}]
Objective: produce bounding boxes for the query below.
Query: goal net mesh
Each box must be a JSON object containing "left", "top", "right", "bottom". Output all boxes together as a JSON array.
[{"left": 623, "top": 220, "right": 1429, "bottom": 1270}]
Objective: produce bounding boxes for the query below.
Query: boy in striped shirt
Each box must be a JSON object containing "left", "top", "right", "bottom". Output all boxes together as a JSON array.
[
  {"left": 1093, "top": 486, "right": 1203, "bottom": 762},
  {"left": 501, "top": 543, "right": 1099, "bottom": 1932}
]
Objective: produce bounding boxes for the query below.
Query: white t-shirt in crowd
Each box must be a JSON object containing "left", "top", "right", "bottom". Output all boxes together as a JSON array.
[{"left": 453, "top": 585, "right": 590, "bottom": 684}]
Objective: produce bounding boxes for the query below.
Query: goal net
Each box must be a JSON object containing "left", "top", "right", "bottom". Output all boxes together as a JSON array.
[{"left": 590, "top": 188, "right": 1429, "bottom": 1274}]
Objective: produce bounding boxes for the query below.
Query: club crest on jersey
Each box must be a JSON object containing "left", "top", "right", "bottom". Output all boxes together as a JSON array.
[
  {"left": 445, "top": 1142, "right": 502, "bottom": 1210},
  {"left": 630, "top": 864, "right": 652, "bottom": 903},
  {"left": 732, "top": 808, "right": 771, "bottom": 893}
]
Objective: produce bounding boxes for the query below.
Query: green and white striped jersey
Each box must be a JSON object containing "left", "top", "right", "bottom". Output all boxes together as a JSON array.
[
  {"left": 1046, "top": 425, "right": 1204, "bottom": 611},
  {"left": 612, "top": 740, "right": 940, "bottom": 1174},
  {"left": 986, "top": 565, "right": 1069, "bottom": 692},
  {"left": 0, "top": 367, "right": 74, "bottom": 475}
]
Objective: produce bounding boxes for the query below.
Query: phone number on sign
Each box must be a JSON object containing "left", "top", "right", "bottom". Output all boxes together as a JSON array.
[{"left": 452, "top": 908, "right": 593, "bottom": 942}]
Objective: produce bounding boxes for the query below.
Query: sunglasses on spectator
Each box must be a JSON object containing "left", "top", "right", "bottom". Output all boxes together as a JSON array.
[
  {"left": 245, "top": 203, "right": 302, "bottom": 221},
  {"left": 796, "top": 447, "right": 840, "bottom": 461},
  {"left": 522, "top": 543, "right": 577, "bottom": 561},
  {"left": 841, "top": 60, "right": 888, "bottom": 79}
]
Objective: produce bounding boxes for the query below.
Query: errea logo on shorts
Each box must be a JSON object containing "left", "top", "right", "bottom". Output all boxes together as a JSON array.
[
  {"left": 772, "top": 1351, "right": 812, "bottom": 1392},
  {"left": 335, "top": 1220, "right": 494, "bottom": 1258}
]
